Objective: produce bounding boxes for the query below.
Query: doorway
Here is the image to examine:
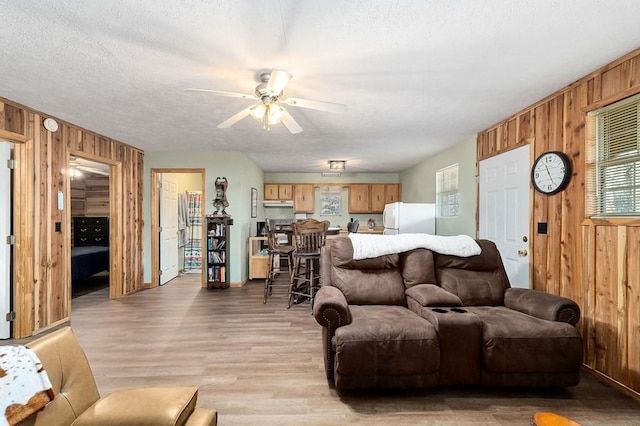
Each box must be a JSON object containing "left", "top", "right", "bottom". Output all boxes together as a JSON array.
[
  {"left": 478, "top": 144, "right": 531, "bottom": 288},
  {"left": 151, "top": 169, "right": 205, "bottom": 288},
  {"left": 69, "top": 155, "right": 111, "bottom": 299}
]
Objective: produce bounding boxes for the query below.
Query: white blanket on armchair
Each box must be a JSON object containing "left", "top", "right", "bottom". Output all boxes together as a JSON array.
[{"left": 348, "top": 233, "right": 481, "bottom": 260}]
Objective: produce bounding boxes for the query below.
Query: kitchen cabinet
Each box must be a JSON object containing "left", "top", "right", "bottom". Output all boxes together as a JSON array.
[
  {"left": 264, "top": 184, "right": 293, "bottom": 200},
  {"left": 293, "top": 184, "right": 315, "bottom": 213},
  {"left": 370, "top": 184, "right": 386, "bottom": 213},
  {"left": 349, "top": 184, "right": 401, "bottom": 213},
  {"left": 348, "top": 184, "right": 371, "bottom": 213}
]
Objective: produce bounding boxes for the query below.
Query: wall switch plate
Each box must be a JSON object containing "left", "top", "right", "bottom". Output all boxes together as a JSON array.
[{"left": 537, "top": 222, "right": 548, "bottom": 234}]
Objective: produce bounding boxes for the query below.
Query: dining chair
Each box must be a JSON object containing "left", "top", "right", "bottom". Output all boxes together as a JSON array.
[
  {"left": 263, "top": 219, "right": 294, "bottom": 304},
  {"left": 289, "top": 219, "right": 330, "bottom": 310}
]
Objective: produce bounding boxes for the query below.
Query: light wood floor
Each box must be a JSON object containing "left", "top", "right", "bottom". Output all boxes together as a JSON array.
[{"left": 35, "top": 275, "right": 640, "bottom": 424}]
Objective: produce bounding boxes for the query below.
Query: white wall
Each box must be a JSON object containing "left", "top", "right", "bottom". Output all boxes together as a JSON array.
[{"left": 400, "top": 136, "right": 477, "bottom": 236}]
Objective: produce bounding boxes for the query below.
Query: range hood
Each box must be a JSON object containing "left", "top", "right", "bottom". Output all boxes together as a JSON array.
[{"left": 263, "top": 200, "right": 294, "bottom": 208}]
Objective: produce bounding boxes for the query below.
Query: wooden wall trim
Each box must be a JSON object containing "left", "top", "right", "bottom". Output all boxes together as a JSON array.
[
  {"left": 0, "top": 129, "right": 28, "bottom": 143},
  {"left": 581, "top": 86, "right": 640, "bottom": 113}
]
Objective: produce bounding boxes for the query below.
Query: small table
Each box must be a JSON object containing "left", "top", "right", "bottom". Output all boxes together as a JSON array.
[{"left": 248, "top": 237, "right": 268, "bottom": 280}]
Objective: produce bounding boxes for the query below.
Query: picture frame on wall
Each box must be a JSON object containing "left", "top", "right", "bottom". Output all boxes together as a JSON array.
[{"left": 251, "top": 187, "right": 258, "bottom": 218}]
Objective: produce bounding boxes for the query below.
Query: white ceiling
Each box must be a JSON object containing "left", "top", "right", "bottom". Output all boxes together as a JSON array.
[{"left": 2, "top": 1, "right": 640, "bottom": 173}]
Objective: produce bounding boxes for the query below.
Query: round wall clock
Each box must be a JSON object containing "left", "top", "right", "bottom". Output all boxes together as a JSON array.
[{"left": 531, "top": 151, "right": 572, "bottom": 195}]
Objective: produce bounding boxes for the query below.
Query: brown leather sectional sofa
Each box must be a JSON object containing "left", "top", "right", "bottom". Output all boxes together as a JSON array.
[{"left": 313, "top": 237, "right": 583, "bottom": 390}]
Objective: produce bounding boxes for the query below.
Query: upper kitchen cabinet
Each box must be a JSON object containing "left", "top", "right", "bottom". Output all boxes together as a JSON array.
[
  {"left": 293, "top": 184, "right": 315, "bottom": 213},
  {"left": 349, "top": 184, "right": 401, "bottom": 213},
  {"left": 264, "top": 183, "right": 293, "bottom": 200},
  {"left": 348, "top": 184, "right": 371, "bottom": 213}
]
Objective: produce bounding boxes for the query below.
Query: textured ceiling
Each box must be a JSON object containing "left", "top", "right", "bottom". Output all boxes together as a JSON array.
[{"left": 2, "top": 1, "right": 640, "bottom": 173}]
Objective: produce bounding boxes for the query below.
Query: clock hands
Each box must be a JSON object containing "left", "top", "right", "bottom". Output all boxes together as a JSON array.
[{"left": 543, "top": 163, "right": 556, "bottom": 186}]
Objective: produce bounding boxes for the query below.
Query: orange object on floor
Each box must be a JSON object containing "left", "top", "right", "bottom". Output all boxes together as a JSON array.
[{"left": 532, "top": 412, "right": 581, "bottom": 426}]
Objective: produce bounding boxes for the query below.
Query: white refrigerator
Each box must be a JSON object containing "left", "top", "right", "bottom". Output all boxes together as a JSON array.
[{"left": 382, "top": 202, "right": 436, "bottom": 235}]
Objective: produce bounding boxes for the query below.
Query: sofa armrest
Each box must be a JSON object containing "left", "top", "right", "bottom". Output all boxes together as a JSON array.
[
  {"left": 405, "top": 284, "right": 463, "bottom": 307},
  {"left": 313, "top": 286, "right": 352, "bottom": 327},
  {"left": 504, "top": 288, "right": 581, "bottom": 325},
  {"left": 73, "top": 386, "right": 207, "bottom": 426},
  {"left": 313, "top": 286, "right": 351, "bottom": 383}
]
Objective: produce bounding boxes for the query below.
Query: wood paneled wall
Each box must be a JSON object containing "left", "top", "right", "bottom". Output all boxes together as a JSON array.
[
  {"left": 477, "top": 47, "right": 640, "bottom": 394},
  {"left": 0, "top": 96, "right": 144, "bottom": 337}
]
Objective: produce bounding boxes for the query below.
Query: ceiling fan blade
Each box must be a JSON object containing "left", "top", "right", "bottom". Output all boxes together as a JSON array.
[
  {"left": 217, "top": 106, "right": 254, "bottom": 128},
  {"left": 280, "top": 97, "right": 347, "bottom": 113},
  {"left": 266, "top": 69, "right": 292, "bottom": 94},
  {"left": 184, "top": 88, "right": 256, "bottom": 100},
  {"left": 281, "top": 108, "right": 303, "bottom": 134}
]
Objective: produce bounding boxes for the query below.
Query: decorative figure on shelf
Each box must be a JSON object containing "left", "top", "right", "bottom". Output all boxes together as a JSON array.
[
  {"left": 213, "top": 176, "right": 229, "bottom": 215},
  {"left": 367, "top": 218, "right": 375, "bottom": 229}
]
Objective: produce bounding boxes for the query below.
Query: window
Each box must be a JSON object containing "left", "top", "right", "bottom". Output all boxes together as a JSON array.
[
  {"left": 586, "top": 93, "right": 640, "bottom": 217},
  {"left": 436, "top": 164, "right": 459, "bottom": 217}
]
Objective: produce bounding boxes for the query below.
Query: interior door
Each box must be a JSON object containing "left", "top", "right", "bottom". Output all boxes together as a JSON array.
[
  {"left": 478, "top": 144, "right": 531, "bottom": 288},
  {"left": 0, "top": 142, "right": 11, "bottom": 338},
  {"left": 159, "top": 174, "right": 179, "bottom": 285}
]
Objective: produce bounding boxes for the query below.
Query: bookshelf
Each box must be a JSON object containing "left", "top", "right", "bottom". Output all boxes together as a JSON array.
[{"left": 205, "top": 215, "right": 232, "bottom": 289}]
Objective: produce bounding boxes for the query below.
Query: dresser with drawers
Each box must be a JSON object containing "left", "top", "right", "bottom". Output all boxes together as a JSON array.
[{"left": 73, "top": 216, "right": 109, "bottom": 246}]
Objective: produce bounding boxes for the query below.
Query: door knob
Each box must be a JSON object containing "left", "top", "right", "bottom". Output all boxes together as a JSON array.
[{"left": 518, "top": 249, "right": 528, "bottom": 256}]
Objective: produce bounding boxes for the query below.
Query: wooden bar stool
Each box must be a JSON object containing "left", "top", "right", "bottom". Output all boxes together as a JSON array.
[
  {"left": 289, "top": 219, "right": 329, "bottom": 310},
  {"left": 263, "top": 219, "right": 294, "bottom": 304}
]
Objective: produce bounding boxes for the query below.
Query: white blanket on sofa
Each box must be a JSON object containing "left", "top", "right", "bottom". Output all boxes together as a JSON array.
[{"left": 348, "top": 233, "right": 481, "bottom": 260}]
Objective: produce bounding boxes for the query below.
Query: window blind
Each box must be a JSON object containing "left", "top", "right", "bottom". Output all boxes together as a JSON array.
[{"left": 587, "top": 93, "right": 640, "bottom": 217}]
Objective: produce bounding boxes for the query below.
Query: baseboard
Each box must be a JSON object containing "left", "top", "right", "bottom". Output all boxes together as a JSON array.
[
  {"left": 581, "top": 364, "right": 640, "bottom": 401},
  {"left": 230, "top": 278, "right": 248, "bottom": 288}
]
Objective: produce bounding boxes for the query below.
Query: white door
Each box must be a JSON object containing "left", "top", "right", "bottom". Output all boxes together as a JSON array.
[
  {"left": 159, "top": 174, "right": 179, "bottom": 285},
  {"left": 0, "top": 142, "right": 11, "bottom": 338},
  {"left": 478, "top": 144, "right": 531, "bottom": 288}
]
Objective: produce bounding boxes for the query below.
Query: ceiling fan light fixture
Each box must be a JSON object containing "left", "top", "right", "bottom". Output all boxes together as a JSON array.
[
  {"left": 250, "top": 104, "right": 285, "bottom": 131},
  {"left": 329, "top": 160, "right": 346, "bottom": 171}
]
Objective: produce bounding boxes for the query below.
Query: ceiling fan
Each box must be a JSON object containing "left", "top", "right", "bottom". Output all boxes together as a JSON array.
[{"left": 184, "top": 69, "right": 347, "bottom": 134}]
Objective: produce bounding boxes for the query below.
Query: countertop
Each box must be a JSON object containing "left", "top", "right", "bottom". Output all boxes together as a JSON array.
[{"left": 338, "top": 226, "right": 384, "bottom": 235}]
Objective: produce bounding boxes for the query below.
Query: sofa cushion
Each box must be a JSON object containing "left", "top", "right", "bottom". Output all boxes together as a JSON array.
[
  {"left": 437, "top": 268, "right": 509, "bottom": 306},
  {"left": 329, "top": 238, "right": 406, "bottom": 305},
  {"left": 73, "top": 386, "right": 198, "bottom": 426},
  {"left": 434, "top": 239, "right": 502, "bottom": 271},
  {"left": 331, "top": 267, "right": 406, "bottom": 305},
  {"left": 400, "top": 249, "right": 436, "bottom": 288},
  {"left": 332, "top": 305, "right": 440, "bottom": 377},
  {"left": 466, "top": 306, "right": 583, "bottom": 374}
]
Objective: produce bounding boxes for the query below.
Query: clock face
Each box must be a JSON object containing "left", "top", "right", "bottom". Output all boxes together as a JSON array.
[{"left": 531, "top": 151, "right": 572, "bottom": 195}]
